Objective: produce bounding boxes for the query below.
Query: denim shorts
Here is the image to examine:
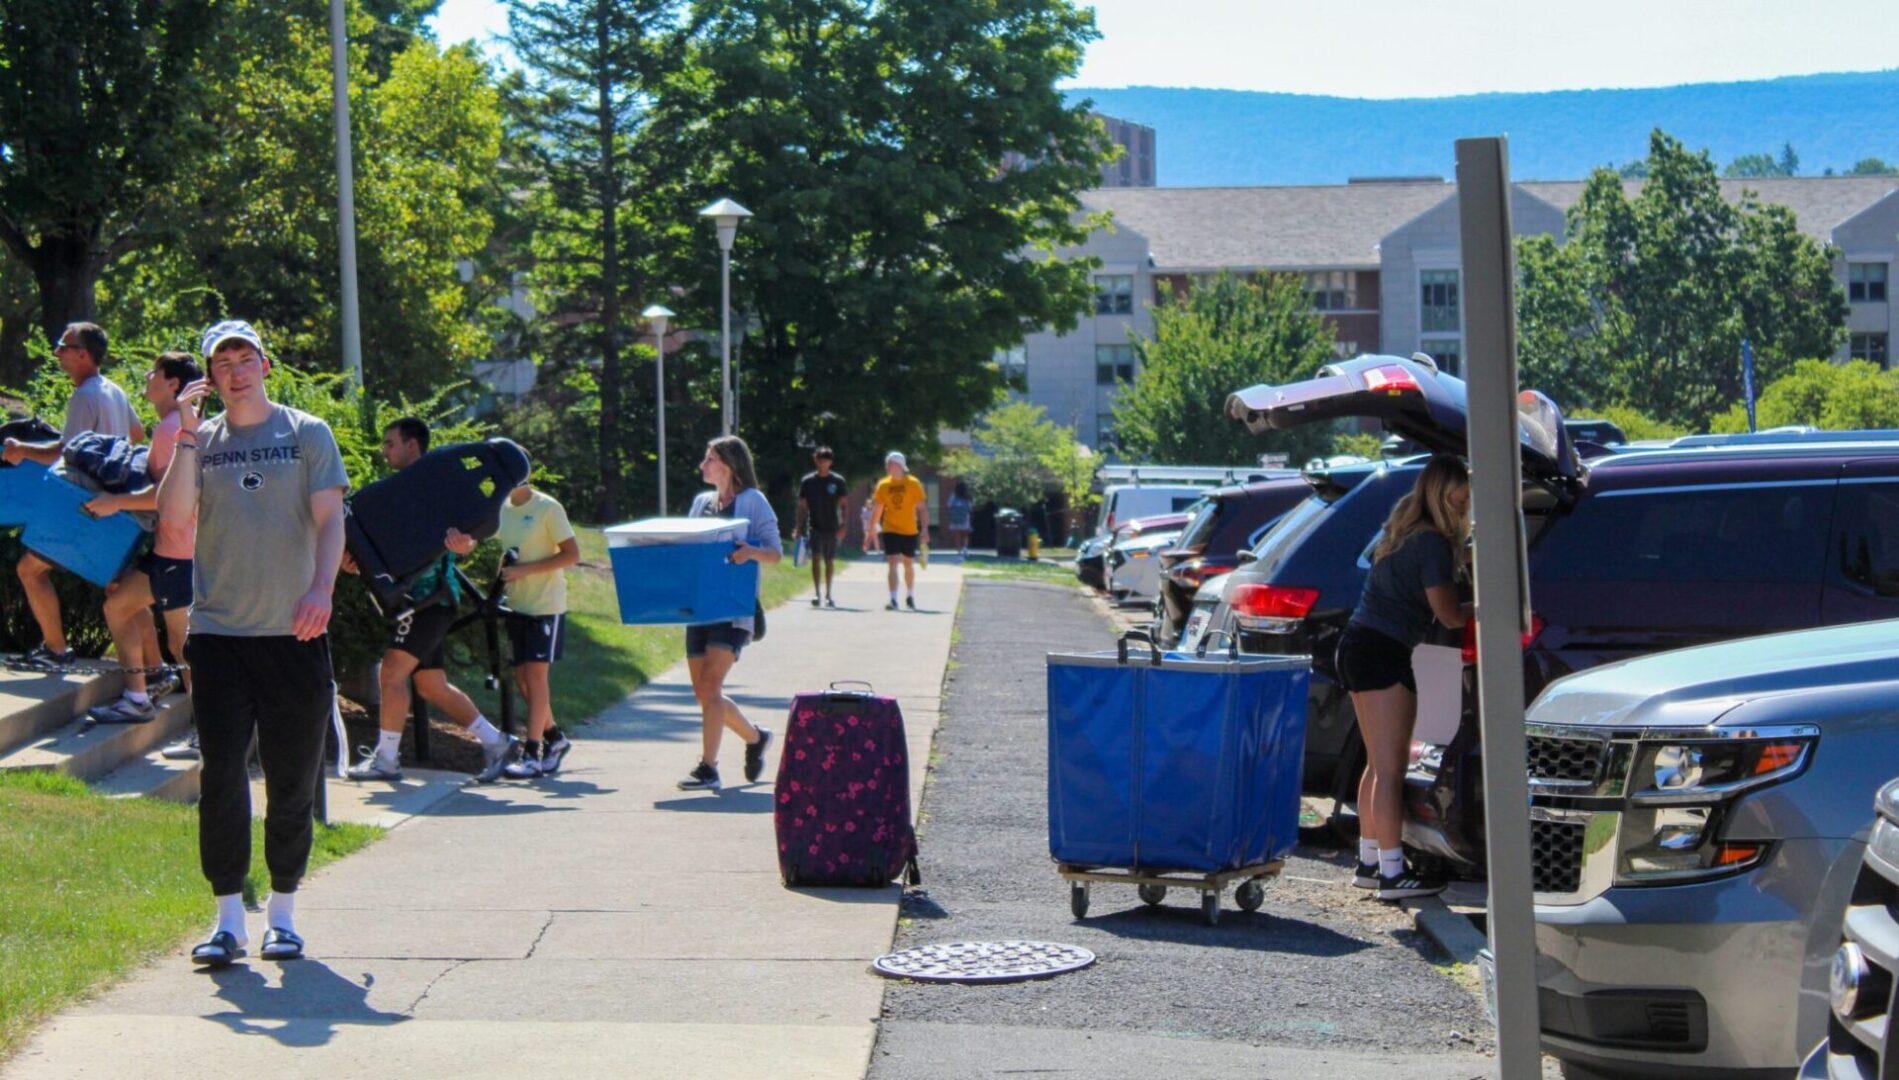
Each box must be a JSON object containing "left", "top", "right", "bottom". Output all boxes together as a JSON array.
[{"left": 685, "top": 622, "right": 752, "bottom": 659}]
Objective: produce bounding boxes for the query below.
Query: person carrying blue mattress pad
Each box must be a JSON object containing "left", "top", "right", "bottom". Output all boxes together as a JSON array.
[{"left": 676, "top": 435, "right": 783, "bottom": 792}]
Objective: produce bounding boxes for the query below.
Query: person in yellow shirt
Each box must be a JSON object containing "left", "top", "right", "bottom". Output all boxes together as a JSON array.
[
  {"left": 495, "top": 480, "right": 581, "bottom": 778},
  {"left": 870, "top": 451, "right": 929, "bottom": 611}
]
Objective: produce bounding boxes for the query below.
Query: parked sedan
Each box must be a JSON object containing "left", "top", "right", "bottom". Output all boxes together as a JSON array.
[{"left": 1526, "top": 619, "right": 1899, "bottom": 1079}]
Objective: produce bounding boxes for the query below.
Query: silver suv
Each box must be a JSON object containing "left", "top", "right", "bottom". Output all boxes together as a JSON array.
[
  {"left": 1525, "top": 618, "right": 1899, "bottom": 1079},
  {"left": 1801, "top": 777, "right": 1899, "bottom": 1079}
]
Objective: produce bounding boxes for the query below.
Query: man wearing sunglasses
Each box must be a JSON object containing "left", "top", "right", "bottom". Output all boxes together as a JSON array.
[{"left": 2, "top": 322, "right": 142, "bottom": 670}]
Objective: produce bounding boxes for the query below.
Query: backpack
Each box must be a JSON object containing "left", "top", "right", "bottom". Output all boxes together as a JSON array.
[{"left": 61, "top": 431, "right": 150, "bottom": 493}]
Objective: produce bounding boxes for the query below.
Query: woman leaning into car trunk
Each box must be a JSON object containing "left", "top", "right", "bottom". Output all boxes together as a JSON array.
[{"left": 1335, "top": 455, "right": 1470, "bottom": 902}]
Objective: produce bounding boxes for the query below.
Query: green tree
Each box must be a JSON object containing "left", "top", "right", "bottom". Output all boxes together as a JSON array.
[
  {"left": 1724, "top": 143, "right": 1799, "bottom": 178},
  {"left": 1515, "top": 129, "right": 1846, "bottom": 430},
  {"left": 1112, "top": 271, "right": 1338, "bottom": 466},
  {"left": 0, "top": 0, "right": 220, "bottom": 343},
  {"left": 1847, "top": 157, "right": 1898, "bottom": 176},
  {"left": 506, "top": 0, "right": 678, "bottom": 520},
  {"left": 945, "top": 401, "right": 1088, "bottom": 512},
  {"left": 644, "top": 0, "right": 1108, "bottom": 507},
  {"left": 1709, "top": 359, "right": 1899, "bottom": 434}
]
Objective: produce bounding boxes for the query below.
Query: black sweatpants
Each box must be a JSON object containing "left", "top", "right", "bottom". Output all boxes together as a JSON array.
[{"left": 186, "top": 633, "right": 334, "bottom": 897}]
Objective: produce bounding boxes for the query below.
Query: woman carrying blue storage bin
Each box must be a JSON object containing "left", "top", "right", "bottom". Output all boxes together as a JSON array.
[{"left": 677, "top": 435, "right": 783, "bottom": 792}]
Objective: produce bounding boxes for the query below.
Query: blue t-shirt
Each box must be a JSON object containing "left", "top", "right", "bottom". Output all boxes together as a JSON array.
[{"left": 1348, "top": 529, "right": 1456, "bottom": 649}]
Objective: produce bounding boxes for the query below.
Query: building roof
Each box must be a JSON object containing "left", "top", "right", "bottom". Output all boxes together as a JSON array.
[
  {"left": 1080, "top": 182, "right": 1454, "bottom": 271},
  {"left": 1518, "top": 176, "right": 1899, "bottom": 242}
]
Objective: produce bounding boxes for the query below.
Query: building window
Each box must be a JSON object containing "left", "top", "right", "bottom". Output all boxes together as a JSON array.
[
  {"left": 994, "top": 346, "right": 1027, "bottom": 383},
  {"left": 1094, "top": 275, "right": 1134, "bottom": 315},
  {"left": 1095, "top": 344, "right": 1136, "bottom": 385},
  {"left": 1421, "top": 269, "right": 1461, "bottom": 333},
  {"left": 1304, "top": 270, "right": 1357, "bottom": 310},
  {"left": 1851, "top": 333, "right": 1890, "bottom": 367},
  {"left": 1419, "top": 337, "right": 1461, "bottom": 376},
  {"left": 1332, "top": 340, "right": 1360, "bottom": 359},
  {"left": 1096, "top": 413, "right": 1119, "bottom": 450},
  {"left": 1850, "top": 263, "right": 1889, "bottom": 303}
]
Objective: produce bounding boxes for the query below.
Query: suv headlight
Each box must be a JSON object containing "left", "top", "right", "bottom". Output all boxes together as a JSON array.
[
  {"left": 1607, "top": 729, "right": 1815, "bottom": 886},
  {"left": 1616, "top": 805, "right": 1767, "bottom": 881},
  {"left": 1629, "top": 734, "right": 1814, "bottom": 804}
]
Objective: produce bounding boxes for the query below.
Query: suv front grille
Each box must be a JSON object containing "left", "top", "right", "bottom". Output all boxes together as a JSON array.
[
  {"left": 1531, "top": 819, "right": 1585, "bottom": 894},
  {"left": 1527, "top": 735, "right": 1604, "bottom": 784},
  {"left": 1825, "top": 827, "right": 1899, "bottom": 1078}
]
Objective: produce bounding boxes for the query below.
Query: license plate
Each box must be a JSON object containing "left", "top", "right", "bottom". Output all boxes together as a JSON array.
[
  {"left": 1477, "top": 947, "right": 1497, "bottom": 1025},
  {"left": 1180, "top": 612, "right": 1206, "bottom": 650}
]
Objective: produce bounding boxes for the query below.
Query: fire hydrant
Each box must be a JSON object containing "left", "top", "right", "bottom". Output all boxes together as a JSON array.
[{"left": 1027, "top": 529, "right": 1041, "bottom": 561}]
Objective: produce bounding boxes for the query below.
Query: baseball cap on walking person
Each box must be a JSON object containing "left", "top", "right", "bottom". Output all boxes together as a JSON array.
[
  {"left": 200, "top": 320, "right": 268, "bottom": 361},
  {"left": 885, "top": 451, "right": 906, "bottom": 470}
]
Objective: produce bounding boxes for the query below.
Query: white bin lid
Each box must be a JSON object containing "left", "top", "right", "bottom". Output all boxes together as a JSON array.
[{"left": 605, "top": 516, "right": 750, "bottom": 547}]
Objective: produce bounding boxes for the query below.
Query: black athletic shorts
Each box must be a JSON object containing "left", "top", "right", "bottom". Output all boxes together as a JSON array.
[
  {"left": 506, "top": 612, "right": 566, "bottom": 665},
  {"left": 139, "top": 552, "right": 194, "bottom": 612},
  {"left": 685, "top": 622, "right": 751, "bottom": 659},
  {"left": 808, "top": 530, "right": 839, "bottom": 560},
  {"left": 881, "top": 532, "right": 921, "bottom": 559},
  {"left": 389, "top": 601, "right": 457, "bottom": 671},
  {"left": 1334, "top": 623, "right": 1416, "bottom": 694}
]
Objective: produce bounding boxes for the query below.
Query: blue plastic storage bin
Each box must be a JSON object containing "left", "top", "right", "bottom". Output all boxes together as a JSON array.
[
  {"left": 604, "top": 517, "right": 760, "bottom": 625},
  {"left": 0, "top": 461, "right": 145, "bottom": 586},
  {"left": 1046, "top": 638, "right": 1309, "bottom": 873}
]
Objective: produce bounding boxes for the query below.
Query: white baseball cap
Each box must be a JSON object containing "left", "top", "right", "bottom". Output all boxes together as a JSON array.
[
  {"left": 885, "top": 451, "right": 907, "bottom": 468},
  {"left": 200, "top": 320, "right": 267, "bottom": 360}
]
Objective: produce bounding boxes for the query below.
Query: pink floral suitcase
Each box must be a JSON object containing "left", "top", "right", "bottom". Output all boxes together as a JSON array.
[{"left": 774, "top": 683, "right": 921, "bottom": 887}]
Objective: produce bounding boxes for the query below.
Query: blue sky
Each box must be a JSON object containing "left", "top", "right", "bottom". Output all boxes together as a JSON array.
[{"left": 430, "top": 0, "right": 1899, "bottom": 100}]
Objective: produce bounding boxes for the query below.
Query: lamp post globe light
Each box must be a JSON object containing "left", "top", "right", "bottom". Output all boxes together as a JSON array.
[
  {"left": 698, "top": 198, "right": 752, "bottom": 436},
  {"left": 642, "top": 304, "right": 676, "bottom": 515}
]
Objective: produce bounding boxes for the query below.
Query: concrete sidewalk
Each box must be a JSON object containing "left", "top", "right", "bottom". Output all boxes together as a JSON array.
[{"left": 5, "top": 559, "right": 960, "bottom": 1080}]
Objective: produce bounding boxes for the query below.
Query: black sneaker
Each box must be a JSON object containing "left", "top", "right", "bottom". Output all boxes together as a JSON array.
[
  {"left": 744, "top": 728, "right": 773, "bottom": 783},
  {"left": 1374, "top": 870, "right": 1447, "bottom": 902},
  {"left": 1353, "top": 861, "right": 1379, "bottom": 889},
  {"left": 825, "top": 596, "right": 836, "bottom": 608},
  {"left": 16, "top": 644, "right": 75, "bottom": 671},
  {"left": 811, "top": 596, "right": 822, "bottom": 607},
  {"left": 886, "top": 599, "right": 899, "bottom": 611},
  {"left": 905, "top": 595, "right": 917, "bottom": 610},
  {"left": 677, "top": 761, "right": 722, "bottom": 791},
  {"left": 540, "top": 733, "right": 573, "bottom": 776}
]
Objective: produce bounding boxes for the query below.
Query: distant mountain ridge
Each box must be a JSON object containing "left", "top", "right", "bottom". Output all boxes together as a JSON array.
[{"left": 1068, "top": 70, "right": 1899, "bottom": 187}]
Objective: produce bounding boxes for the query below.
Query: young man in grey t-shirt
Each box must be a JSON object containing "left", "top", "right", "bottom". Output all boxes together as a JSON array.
[
  {"left": 156, "top": 320, "right": 349, "bottom": 967},
  {"left": 2, "top": 322, "right": 141, "bottom": 669}
]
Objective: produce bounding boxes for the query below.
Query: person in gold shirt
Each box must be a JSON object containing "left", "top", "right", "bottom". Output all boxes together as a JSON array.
[{"left": 869, "top": 451, "right": 929, "bottom": 610}]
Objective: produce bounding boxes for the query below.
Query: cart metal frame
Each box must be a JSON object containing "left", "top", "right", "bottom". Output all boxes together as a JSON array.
[{"left": 1058, "top": 859, "right": 1283, "bottom": 926}]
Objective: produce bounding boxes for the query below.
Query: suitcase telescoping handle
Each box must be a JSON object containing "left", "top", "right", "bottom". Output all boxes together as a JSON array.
[
  {"left": 826, "top": 679, "right": 876, "bottom": 700},
  {"left": 1195, "top": 628, "right": 1241, "bottom": 661},
  {"left": 1117, "top": 630, "right": 1164, "bottom": 667}
]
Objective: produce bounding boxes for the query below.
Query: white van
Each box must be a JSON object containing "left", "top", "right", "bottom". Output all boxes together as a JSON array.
[{"left": 1091, "top": 484, "right": 1206, "bottom": 539}]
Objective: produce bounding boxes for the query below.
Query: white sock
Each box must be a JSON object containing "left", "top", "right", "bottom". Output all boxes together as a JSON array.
[
  {"left": 125, "top": 690, "right": 149, "bottom": 705},
  {"left": 266, "top": 891, "right": 296, "bottom": 933},
  {"left": 215, "top": 893, "right": 248, "bottom": 944},
  {"left": 376, "top": 729, "right": 402, "bottom": 760},
  {"left": 1358, "top": 838, "right": 1378, "bottom": 866},
  {"left": 468, "top": 715, "right": 505, "bottom": 749},
  {"left": 1378, "top": 848, "right": 1405, "bottom": 880}
]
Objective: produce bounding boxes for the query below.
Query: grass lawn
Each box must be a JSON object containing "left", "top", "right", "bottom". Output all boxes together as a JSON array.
[
  {"left": 962, "top": 555, "right": 1082, "bottom": 586},
  {"left": 0, "top": 770, "right": 380, "bottom": 1061},
  {"left": 439, "top": 525, "right": 810, "bottom": 728}
]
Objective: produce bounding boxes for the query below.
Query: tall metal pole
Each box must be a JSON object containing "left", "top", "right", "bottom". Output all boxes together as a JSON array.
[
  {"left": 719, "top": 248, "right": 732, "bottom": 436},
  {"left": 1456, "top": 135, "right": 1541, "bottom": 1079},
  {"left": 328, "top": 0, "right": 364, "bottom": 393},
  {"left": 656, "top": 330, "right": 668, "bottom": 514}
]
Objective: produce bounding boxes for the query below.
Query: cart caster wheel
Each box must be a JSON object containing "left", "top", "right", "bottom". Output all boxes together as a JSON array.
[
  {"left": 1201, "top": 891, "right": 1221, "bottom": 926},
  {"left": 1138, "top": 883, "right": 1167, "bottom": 907},
  {"left": 1236, "top": 879, "right": 1265, "bottom": 912},
  {"left": 1070, "top": 882, "right": 1090, "bottom": 919}
]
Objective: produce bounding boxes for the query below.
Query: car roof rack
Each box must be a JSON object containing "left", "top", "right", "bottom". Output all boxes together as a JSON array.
[
  {"left": 1668, "top": 429, "right": 1899, "bottom": 449},
  {"left": 1097, "top": 464, "right": 1301, "bottom": 486}
]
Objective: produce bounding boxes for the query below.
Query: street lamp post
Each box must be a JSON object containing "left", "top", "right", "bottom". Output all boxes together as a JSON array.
[
  {"left": 642, "top": 304, "right": 675, "bottom": 516},
  {"left": 698, "top": 198, "right": 752, "bottom": 436},
  {"left": 327, "top": 0, "right": 364, "bottom": 394}
]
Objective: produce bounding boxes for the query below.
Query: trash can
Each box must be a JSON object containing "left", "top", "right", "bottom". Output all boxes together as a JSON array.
[
  {"left": 603, "top": 516, "right": 759, "bottom": 624},
  {"left": 995, "top": 509, "right": 1024, "bottom": 558}
]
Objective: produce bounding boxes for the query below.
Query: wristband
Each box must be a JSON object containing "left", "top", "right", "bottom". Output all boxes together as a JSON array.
[{"left": 174, "top": 441, "right": 199, "bottom": 451}]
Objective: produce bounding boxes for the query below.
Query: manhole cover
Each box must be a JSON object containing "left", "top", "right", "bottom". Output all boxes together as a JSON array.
[{"left": 872, "top": 941, "right": 1096, "bottom": 984}]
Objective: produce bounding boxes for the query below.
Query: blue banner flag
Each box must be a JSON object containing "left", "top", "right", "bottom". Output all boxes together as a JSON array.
[{"left": 1742, "top": 339, "right": 1758, "bottom": 434}]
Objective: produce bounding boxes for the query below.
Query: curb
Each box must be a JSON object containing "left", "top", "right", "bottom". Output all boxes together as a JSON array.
[{"left": 1405, "top": 894, "right": 1487, "bottom": 965}]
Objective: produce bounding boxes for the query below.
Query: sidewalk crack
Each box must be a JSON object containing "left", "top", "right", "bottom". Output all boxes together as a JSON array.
[
  {"left": 407, "top": 958, "right": 470, "bottom": 1014},
  {"left": 524, "top": 911, "right": 556, "bottom": 959}
]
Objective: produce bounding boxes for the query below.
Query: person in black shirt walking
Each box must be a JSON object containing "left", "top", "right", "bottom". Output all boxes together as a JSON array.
[{"left": 793, "top": 447, "right": 848, "bottom": 608}]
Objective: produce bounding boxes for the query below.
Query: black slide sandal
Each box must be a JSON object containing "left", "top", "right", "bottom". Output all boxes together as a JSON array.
[
  {"left": 191, "top": 931, "right": 246, "bottom": 968},
  {"left": 260, "top": 927, "right": 305, "bottom": 961}
]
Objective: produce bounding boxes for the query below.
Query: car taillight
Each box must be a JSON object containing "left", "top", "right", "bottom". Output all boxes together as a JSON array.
[
  {"left": 1364, "top": 365, "right": 1421, "bottom": 395},
  {"left": 1230, "top": 584, "right": 1320, "bottom": 620},
  {"left": 1460, "top": 613, "right": 1546, "bottom": 663}
]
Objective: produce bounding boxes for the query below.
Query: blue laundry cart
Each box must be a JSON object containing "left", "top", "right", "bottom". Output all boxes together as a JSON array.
[
  {"left": 0, "top": 461, "right": 145, "bottom": 587},
  {"left": 604, "top": 517, "right": 760, "bottom": 625},
  {"left": 1046, "top": 630, "right": 1309, "bottom": 925}
]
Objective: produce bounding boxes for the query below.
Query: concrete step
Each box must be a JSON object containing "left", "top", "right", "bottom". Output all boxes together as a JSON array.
[
  {"left": 93, "top": 747, "right": 202, "bottom": 803},
  {"left": 0, "top": 666, "right": 123, "bottom": 759},
  {"left": 0, "top": 692, "right": 192, "bottom": 782}
]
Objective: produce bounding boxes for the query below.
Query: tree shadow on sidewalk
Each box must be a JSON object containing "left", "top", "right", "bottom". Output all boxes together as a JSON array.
[
  {"left": 202, "top": 960, "right": 408, "bottom": 1047},
  {"left": 649, "top": 786, "right": 776, "bottom": 813}
]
